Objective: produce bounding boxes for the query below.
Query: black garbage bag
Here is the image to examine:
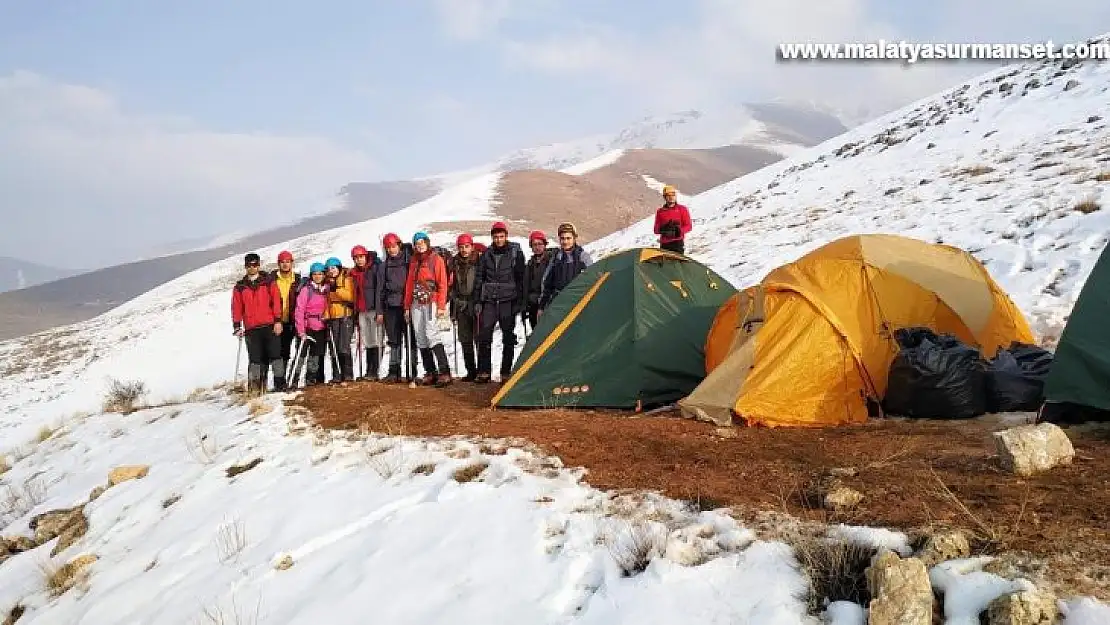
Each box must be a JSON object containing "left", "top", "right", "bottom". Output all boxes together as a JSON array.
[
  {"left": 882, "top": 327, "right": 988, "bottom": 419},
  {"left": 984, "top": 342, "right": 1053, "bottom": 412}
]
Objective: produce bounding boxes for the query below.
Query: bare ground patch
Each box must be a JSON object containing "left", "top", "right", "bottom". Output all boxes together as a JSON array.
[{"left": 297, "top": 381, "right": 1110, "bottom": 600}]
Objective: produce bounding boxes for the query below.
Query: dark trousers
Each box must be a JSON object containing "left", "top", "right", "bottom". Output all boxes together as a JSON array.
[
  {"left": 383, "top": 306, "right": 416, "bottom": 376},
  {"left": 302, "top": 329, "right": 328, "bottom": 385},
  {"left": 524, "top": 302, "right": 540, "bottom": 332},
  {"left": 661, "top": 239, "right": 685, "bottom": 255},
  {"left": 477, "top": 300, "right": 517, "bottom": 376},
  {"left": 326, "top": 316, "right": 355, "bottom": 381},
  {"left": 279, "top": 321, "right": 297, "bottom": 368},
  {"left": 455, "top": 304, "right": 478, "bottom": 377},
  {"left": 245, "top": 325, "right": 283, "bottom": 391}
]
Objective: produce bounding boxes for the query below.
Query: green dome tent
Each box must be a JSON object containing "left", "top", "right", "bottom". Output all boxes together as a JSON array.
[
  {"left": 491, "top": 248, "right": 737, "bottom": 410},
  {"left": 1042, "top": 242, "right": 1110, "bottom": 423}
]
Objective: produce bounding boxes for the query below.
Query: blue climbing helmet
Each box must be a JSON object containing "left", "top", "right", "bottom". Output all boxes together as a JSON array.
[
  {"left": 412, "top": 231, "right": 430, "bottom": 245},
  {"left": 309, "top": 262, "right": 326, "bottom": 274},
  {"left": 325, "top": 257, "right": 342, "bottom": 269}
]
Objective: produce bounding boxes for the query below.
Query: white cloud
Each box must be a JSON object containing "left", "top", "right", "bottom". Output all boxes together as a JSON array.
[
  {"left": 0, "top": 71, "right": 377, "bottom": 268},
  {"left": 432, "top": 0, "right": 515, "bottom": 41},
  {"left": 496, "top": 0, "right": 1110, "bottom": 123}
]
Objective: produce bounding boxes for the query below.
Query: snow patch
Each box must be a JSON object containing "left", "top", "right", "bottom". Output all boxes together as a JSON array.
[{"left": 560, "top": 149, "right": 625, "bottom": 175}]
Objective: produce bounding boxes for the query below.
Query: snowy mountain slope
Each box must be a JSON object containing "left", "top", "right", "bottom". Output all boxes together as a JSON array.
[
  {"left": 0, "top": 396, "right": 826, "bottom": 625},
  {"left": 0, "top": 173, "right": 502, "bottom": 442},
  {"left": 493, "top": 104, "right": 845, "bottom": 173},
  {"left": 590, "top": 46, "right": 1110, "bottom": 342},
  {"left": 3, "top": 78, "right": 1110, "bottom": 623}
]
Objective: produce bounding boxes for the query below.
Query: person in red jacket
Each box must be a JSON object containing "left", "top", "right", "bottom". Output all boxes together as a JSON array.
[
  {"left": 231, "top": 252, "right": 286, "bottom": 394},
  {"left": 349, "top": 244, "right": 383, "bottom": 380},
  {"left": 653, "top": 184, "right": 692, "bottom": 255},
  {"left": 403, "top": 231, "right": 453, "bottom": 386}
]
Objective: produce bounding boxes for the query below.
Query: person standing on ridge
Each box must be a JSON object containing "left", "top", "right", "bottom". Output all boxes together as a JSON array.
[
  {"left": 473, "top": 221, "right": 526, "bottom": 383},
  {"left": 231, "top": 253, "right": 286, "bottom": 393},
  {"left": 403, "top": 232, "right": 453, "bottom": 386},
  {"left": 654, "top": 185, "right": 692, "bottom": 255},
  {"left": 448, "top": 233, "right": 481, "bottom": 381},
  {"left": 324, "top": 256, "right": 356, "bottom": 383},
  {"left": 294, "top": 262, "right": 330, "bottom": 386},
  {"left": 375, "top": 233, "right": 414, "bottom": 383},
  {"left": 539, "top": 222, "right": 593, "bottom": 314},
  {"left": 271, "top": 250, "right": 301, "bottom": 376},
  {"left": 521, "top": 230, "right": 552, "bottom": 332},
  {"left": 349, "top": 244, "right": 383, "bottom": 380}
]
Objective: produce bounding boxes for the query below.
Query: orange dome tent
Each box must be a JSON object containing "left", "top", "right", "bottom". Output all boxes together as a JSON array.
[{"left": 679, "top": 234, "right": 1034, "bottom": 428}]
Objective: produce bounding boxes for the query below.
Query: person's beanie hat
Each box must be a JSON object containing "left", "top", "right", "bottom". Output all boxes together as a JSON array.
[{"left": 244, "top": 252, "right": 261, "bottom": 266}]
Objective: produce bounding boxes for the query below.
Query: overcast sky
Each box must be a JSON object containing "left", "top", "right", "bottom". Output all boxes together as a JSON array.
[{"left": 2, "top": 1, "right": 1108, "bottom": 269}]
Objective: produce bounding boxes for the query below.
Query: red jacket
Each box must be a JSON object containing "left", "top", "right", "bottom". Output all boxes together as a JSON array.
[
  {"left": 654, "top": 203, "right": 692, "bottom": 244},
  {"left": 403, "top": 251, "right": 449, "bottom": 310},
  {"left": 231, "top": 273, "right": 283, "bottom": 332},
  {"left": 349, "top": 265, "right": 369, "bottom": 313}
]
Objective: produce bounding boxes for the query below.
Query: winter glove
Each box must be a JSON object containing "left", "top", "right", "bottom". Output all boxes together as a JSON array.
[{"left": 233, "top": 323, "right": 244, "bottom": 337}]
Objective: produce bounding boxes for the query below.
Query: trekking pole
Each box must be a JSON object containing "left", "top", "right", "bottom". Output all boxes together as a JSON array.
[
  {"left": 452, "top": 318, "right": 459, "bottom": 372},
  {"left": 327, "top": 324, "right": 342, "bottom": 383},
  {"left": 355, "top": 323, "right": 364, "bottom": 379},
  {"left": 288, "top": 338, "right": 306, "bottom": 389},
  {"left": 234, "top": 335, "right": 243, "bottom": 388},
  {"left": 407, "top": 316, "right": 417, "bottom": 389}
]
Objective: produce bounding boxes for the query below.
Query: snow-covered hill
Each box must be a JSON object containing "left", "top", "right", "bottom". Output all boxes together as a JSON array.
[
  {"left": 592, "top": 46, "right": 1110, "bottom": 343},
  {"left": 490, "top": 103, "right": 845, "bottom": 173},
  {"left": 6, "top": 49, "right": 1110, "bottom": 625}
]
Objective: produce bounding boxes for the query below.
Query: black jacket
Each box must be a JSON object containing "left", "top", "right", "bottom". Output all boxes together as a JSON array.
[
  {"left": 523, "top": 249, "right": 553, "bottom": 307},
  {"left": 473, "top": 241, "right": 526, "bottom": 306},
  {"left": 375, "top": 247, "right": 411, "bottom": 310}
]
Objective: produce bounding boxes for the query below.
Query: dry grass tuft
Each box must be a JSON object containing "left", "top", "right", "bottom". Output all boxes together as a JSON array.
[
  {"left": 215, "top": 518, "right": 248, "bottom": 564},
  {"left": 787, "top": 533, "right": 877, "bottom": 614},
  {"left": 0, "top": 476, "right": 47, "bottom": 525},
  {"left": 958, "top": 164, "right": 995, "bottom": 176},
  {"left": 452, "top": 461, "right": 489, "bottom": 483},
  {"left": 1094, "top": 171, "right": 1110, "bottom": 182},
  {"left": 198, "top": 593, "right": 263, "bottom": 625},
  {"left": 36, "top": 424, "right": 58, "bottom": 443},
  {"left": 246, "top": 399, "right": 272, "bottom": 417},
  {"left": 1075, "top": 197, "right": 1101, "bottom": 214},
  {"left": 411, "top": 462, "right": 437, "bottom": 476},
  {"left": 0, "top": 456, "right": 9, "bottom": 476},
  {"left": 40, "top": 554, "right": 97, "bottom": 597},
  {"left": 3, "top": 603, "right": 26, "bottom": 625},
  {"left": 606, "top": 521, "right": 667, "bottom": 577},
  {"left": 102, "top": 378, "right": 148, "bottom": 414}
]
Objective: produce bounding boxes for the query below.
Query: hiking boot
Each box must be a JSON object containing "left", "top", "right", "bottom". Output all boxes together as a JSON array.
[
  {"left": 432, "top": 344, "right": 451, "bottom": 378},
  {"left": 273, "top": 377, "right": 288, "bottom": 392},
  {"left": 461, "top": 342, "right": 477, "bottom": 378},
  {"left": 475, "top": 372, "right": 491, "bottom": 384},
  {"left": 364, "top": 348, "right": 380, "bottom": 381},
  {"left": 420, "top": 373, "right": 436, "bottom": 385},
  {"left": 435, "top": 373, "right": 453, "bottom": 387}
]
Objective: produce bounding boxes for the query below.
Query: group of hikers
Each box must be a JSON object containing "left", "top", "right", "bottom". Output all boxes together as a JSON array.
[{"left": 229, "top": 185, "right": 693, "bottom": 394}]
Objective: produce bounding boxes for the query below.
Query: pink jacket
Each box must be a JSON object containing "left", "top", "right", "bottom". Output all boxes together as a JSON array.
[{"left": 294, "top": 282, "right": 330, "bottom": 336}]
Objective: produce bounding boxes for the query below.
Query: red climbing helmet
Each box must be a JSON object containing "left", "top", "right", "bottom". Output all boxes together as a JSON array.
[
  {"left": 382, "top": 233, "right": 401, "bottom": 248},
  {"left": 277, "top": 250, "right": 293, "bottom": 263},
  {"left": 456, "top": 233, "right": 474, "bottom": 247},
  {"left": 350, "top": 244, "right": 368, "bottom": 259},
  {"left": 528, "top": 230, "right": 547, "bottom": 244}
]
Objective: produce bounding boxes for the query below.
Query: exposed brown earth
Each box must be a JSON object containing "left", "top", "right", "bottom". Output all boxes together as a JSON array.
[
  {"left": 299, "top": 380, "right": 1110, "bottom": 600},
  {"left": 427, "top": 144, "right": 785, "bottom": 243}
]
